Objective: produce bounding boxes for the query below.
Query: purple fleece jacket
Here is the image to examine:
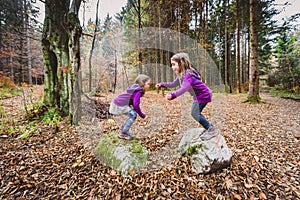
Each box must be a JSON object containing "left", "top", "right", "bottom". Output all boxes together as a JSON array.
[
  {"left": 159, "top": 69, "right": 212, "bottom": 103},
  {"left": 113, "top": 84, "right": 146, "bottom": 118}
]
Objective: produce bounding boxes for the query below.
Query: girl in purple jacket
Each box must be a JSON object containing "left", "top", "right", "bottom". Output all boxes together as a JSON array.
[
  {"left": 155, "top": 53, "right": 219, "bottom": 140},
  {"left": 109, "top": 74, "right": 151, "bottom": 140}
]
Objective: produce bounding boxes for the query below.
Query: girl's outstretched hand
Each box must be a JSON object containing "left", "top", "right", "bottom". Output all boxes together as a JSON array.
[
  {"left": 166, "top": 93, "right": 172, "bottom": 100},
  {"left": 155, "top": 83, "right": 160, "bottom": 89}
]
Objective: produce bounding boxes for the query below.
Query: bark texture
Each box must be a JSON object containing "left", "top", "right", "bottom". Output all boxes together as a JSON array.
[{"left": 42, "top": 0, "right": 82, "bottom": 123}]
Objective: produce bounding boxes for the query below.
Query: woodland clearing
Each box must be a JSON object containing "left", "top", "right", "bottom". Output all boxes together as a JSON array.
[{"left": 0, "top": 85, "right": 299, "bottom": 199}]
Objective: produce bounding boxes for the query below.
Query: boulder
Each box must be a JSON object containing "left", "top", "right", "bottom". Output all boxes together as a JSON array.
[
  {"left": 178, "top": 128, "right": 232, "bottom": 174},
  {"left": 95, "top": 132, "right": 148, "bottom": 175}
]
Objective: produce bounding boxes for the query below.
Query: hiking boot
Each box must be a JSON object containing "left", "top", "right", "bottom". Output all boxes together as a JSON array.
[
  {"left": 200, "top": 126, "right": 219, "bottom": 140},
  {"left": 118, "top": 131, "right": 133, "bottom": 140}
]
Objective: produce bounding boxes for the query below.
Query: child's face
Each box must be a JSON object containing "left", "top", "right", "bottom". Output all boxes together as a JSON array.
[
  {"left": 171, "top": 60, "right": 181, "bottom": 74},
  {"left": 143, "top": 80, "right": 151, "bottom": 91}
]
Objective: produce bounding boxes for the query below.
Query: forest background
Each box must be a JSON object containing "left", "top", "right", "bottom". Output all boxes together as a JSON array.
[
  {"left": 0, "top": 0, "right": 299, "bottom": 107},
  {"left": 0, "top": 0, "right": 300, "bottom": 199}
]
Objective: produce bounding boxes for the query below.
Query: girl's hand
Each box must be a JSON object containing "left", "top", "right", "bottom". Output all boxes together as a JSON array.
[
  {"left": 155, "top": 84, "right": 160, "bottom": 89},
  {"left": 166, "top": 93, "right": 172, "bottom": 100}
]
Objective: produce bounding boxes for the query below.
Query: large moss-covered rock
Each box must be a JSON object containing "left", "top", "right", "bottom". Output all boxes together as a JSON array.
[{"left": 95, "top": 132, "right": 148, "bottom": 175}]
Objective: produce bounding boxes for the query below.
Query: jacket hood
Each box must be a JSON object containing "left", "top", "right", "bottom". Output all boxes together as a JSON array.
[
  {"left": 126, "top": 84, "right": 143, "bottom": 94},
  {"left": 187, "top": 69, "right": 201, "bottom": 80}
]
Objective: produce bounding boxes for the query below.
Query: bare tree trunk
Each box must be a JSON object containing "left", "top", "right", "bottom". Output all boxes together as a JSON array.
[
  {"left": 225, "top": 21, "right": 228, "bottom": 88},
  {"left": 235, "top": 0, "right": 241, "bottom": 93},
  {"left": 24, "top": 0, "right": 32, "bottom": 85},
  {"left": 69, "top": 0, "right": 83, "bottom": 125},
  {"left": 197, "top": 2, "right": 204, "bottom": 81},
  {"left": 113, "top": 50, "right": 117, "bottom": 93},
  {"left": 241, "top": 3, "right": 247, "bottom": 92},
  {"left": 88, "top": 0, "right": 100, "bottom": 92},
  {"left": 227, "top": 0, "right": 232, "bottom": 93},
  {"left": 10, "top": 45, "right": 14, "bottom": 81},
  {"left": 135, "top": 0, "right": 142, "bottom": 73},
  {"left": 129, "top": 0, "right": 143, "bottom": 73},
  {"left": 155, "top": 40, "right": 159, "bottom": 84},
  {"left": 248, "top": 0, "right": 260, "bottom": 102},
  {"left": 156, "top": 2, "right": 161, "bottom": 84},
  {"left": 241, "top": 28, "right": 246, "bottom": 90},
  {"left": 159, "top": 6, "right": 163, "bottom": 84},
  {"left": 204, "top": 0, "right": 208, "bottom": 84}
]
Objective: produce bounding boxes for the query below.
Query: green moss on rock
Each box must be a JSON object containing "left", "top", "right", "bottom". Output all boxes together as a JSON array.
[
  {"left": 95, "top": 132, "right": 148, "bottom": 175},
  {"left": 186, "top": 144, "right": 203, "bottom": 155}
]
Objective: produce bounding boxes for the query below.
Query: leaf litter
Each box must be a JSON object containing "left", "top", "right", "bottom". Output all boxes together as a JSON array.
[{"left": 0, "top": 86, "right": 299, "bottom": 199}]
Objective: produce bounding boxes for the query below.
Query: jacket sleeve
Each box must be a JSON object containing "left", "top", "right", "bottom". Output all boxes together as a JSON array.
[
  {"left": 132, "top": 91, "right": 146, "bottom": 118},
  {"left": 170, "top": 75, "right": 192, "bottom": 100},
  {"left": 159, "top": 77, "right": 180, "bottom": 88}
]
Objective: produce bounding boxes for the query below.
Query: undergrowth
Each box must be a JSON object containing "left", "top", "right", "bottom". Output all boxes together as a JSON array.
[
  {"left": 0, "top": 76, "right": 21, "bottom": 99},
  {"left": 270, "top": 87, "right": 300, "bottom": 101}
]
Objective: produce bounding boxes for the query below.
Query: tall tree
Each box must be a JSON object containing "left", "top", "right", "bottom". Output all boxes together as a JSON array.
[
  {"left": 42, "top": 0, "right": 82, "bottom": 124},
  {"left": 226, "top": 0, "right": 233, "bottom": 93},
  {"left": 0, "top": 0, "right": 39, "bottom": 84},
  {"left": 248, "top": 0, "right": 260, "bottom": 102},
  {"left": 128, "top": 0, "right": 143, "bottom": 73},
  {"left": 256, "top": 0, "right": 278, "bottom": 80},
  {"left": 274, "top": 28, "right": 300, "bottom": 91},
  {"left": 24, "top": 0, "right": 32, "bottom": 85},
  {"left": 235, "top": 0, "right": 241, "bottom": 93},
  {"left": 88, "top": 0, "right": 100, "bottom": 92}
]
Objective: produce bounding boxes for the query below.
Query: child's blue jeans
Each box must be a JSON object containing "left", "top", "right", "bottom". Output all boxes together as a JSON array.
[
  {"left": 122, "top": 109, "right": 137, "bottom": 133},
  {"left": 191, "top": 102, "right": 211, "bottom": 129}
]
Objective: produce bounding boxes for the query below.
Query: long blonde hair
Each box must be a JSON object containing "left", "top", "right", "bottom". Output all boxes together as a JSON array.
[{"left": 171, "top": 52, "right": 196, "bottom": 78}]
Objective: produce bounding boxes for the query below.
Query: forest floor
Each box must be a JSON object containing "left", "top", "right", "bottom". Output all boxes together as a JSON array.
[{"left": 0, "top": 85, "right": 299, "bottom": 200}]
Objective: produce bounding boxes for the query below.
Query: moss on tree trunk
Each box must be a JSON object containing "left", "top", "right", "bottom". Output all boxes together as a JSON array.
[{"left": 41, "top": 0, "right": 82, "bottom": 123}]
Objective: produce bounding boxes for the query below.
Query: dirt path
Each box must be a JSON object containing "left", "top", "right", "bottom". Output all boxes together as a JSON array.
[{"left": 260, "top": 92, "right": 300, "bottom": 137}]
